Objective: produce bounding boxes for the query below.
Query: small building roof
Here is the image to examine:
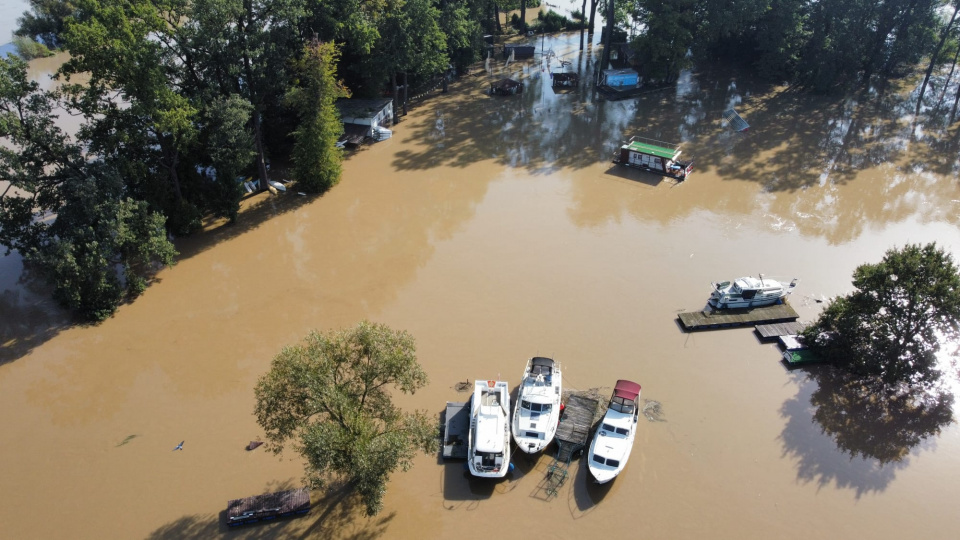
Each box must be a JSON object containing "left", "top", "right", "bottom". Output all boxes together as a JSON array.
[
  {"left": 602, "top": 68, "right": 638, "bottom": 77},
  {"left": 625, "top": 139, "right": 680, "bottom": 160},
  {"left": 336, "top": 98, "right": 393, "bottom": 120}
]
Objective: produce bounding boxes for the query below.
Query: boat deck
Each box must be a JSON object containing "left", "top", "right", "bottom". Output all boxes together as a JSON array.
[
  {"left": 555, "top": 392, "right": 601, "bottom": 463},
  {"left": 226, "top": 487, "right": 310, "bottom": 527},
  {"left": 441, "top": 401, "right": 469, "bottom": 460},
  {"left": 678, "top": 303, "right": 799, "bottom": 331}
]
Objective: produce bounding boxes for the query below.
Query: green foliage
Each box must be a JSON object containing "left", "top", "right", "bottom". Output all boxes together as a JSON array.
[
  {"left": 802, "top": 243, "right": 960, "bottom": 386},
  {"left": 12, "top": 36, "right": 55, "bottom": 59},
  {"left": 535, "top": 10, "right": 575, "bottom": 33},
  {"left": 0, "top": 56, "right": 176, "bottom": 322},
  {"left": 287, "top": 41, "right": 348, "bottom": 194},
  {"left": 201, "top": 95, "right": 256, "bottom": 220},
  {"left": 631, "top": 0, "right": 697, "bottom": 83},
  {"left": 14, "top": 0, "right": 77, "bottom": 48},
  {"left": 254, "top": 321, "right": 437, "bottom": 516}
]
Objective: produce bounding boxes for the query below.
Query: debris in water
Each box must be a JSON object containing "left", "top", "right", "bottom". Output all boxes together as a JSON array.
[
  {"left": 453, "top": 380, "right": 470, "bottom": 393},
  {"left": 642, "top": 400, "right": 665, "bottom": 422},
  {"left": 173, "top": 440, "right": 184, "bottom": 451},
  {"left": 247, "top": 440, "right": 264, "bottom": 451},
  {"left": 116, "top": 434, "right": 138, "bottom": 447}
]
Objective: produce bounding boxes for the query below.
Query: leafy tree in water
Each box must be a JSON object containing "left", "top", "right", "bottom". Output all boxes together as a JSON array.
[
  {"left": 254, "top": 321, "right": 437, "bottom": 516},
  {"left": 802, "top": 243, "right": 960, "bottom": 386},
  {"left": 0, "top": 57, "right": 176, "bottom": 321},
  {"left": 200, "top": 95, "right": 256, "bottom": 221},
  {"left": 631, "top": 0, "right": 697, "bottom": 82},
  {"left": 15, "top": 0, "right": 78, "bottom": 48},
  {"left": 286, "top": 41, "right": 349, "bottom": 194}
]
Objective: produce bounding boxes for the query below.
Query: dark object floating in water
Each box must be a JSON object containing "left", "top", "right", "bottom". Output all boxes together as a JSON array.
[
  {"left": 247, "top": 441, "right": 264, "bottom": 451},
  {"left": 453, "top": 380, "right": 470, "bottom": 393},
  {"left": 173, "top": 440, "right": 184, "bottom": 451}
]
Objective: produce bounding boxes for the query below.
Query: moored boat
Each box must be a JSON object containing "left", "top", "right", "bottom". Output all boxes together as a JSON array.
[
  {"left": 588, "top": 380, "right": 640, "bottom": 484},
  {"left": 512, "top": 357, "right": 562, "bottom": 454},
  {"left": 468, "top": 379, "right": 512, "bottom": 478},
  {"left": 709, "top": 275, "right": 799, "bottom": 309}
]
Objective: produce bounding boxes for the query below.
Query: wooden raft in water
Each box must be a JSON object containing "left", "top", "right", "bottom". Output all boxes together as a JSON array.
[
  {"left": 678, "top": 303, "right": 799, "bottom": 331},
  {"left": 226, "top": 487, "right": 310, "bottom": 527}
]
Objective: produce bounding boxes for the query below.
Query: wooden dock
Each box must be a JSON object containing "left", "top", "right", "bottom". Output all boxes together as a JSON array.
[
  {"left": 555, "top": 392, "right": 601, "bottom": 463},
  {"left": 755, "top": 321, "right": 808, "bottom": 341},
  {"left": 226, "top": 487, "right": 310, "bottom": 527},
  {"left": 441, "top": 401, "right": 469, "bottom": 460},
  {"left": 678, "top": 303, "right": 799, "bottom": 331}
]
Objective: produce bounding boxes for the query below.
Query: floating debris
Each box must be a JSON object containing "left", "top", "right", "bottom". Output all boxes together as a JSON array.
[
  {"left": 247, "top": 440, "right": 264, "bottom": 451},
  {"left": 453, "top": 380, "right": 470, "bottom": 393},
  {"left": 642, "top": 400, "right": 665, "bottom": 422},
  {"left": 116, "top": 434, "right": 138, "bottom": 447},
  {"left": 173, "top": 440, "right": 184, "bottom": 451}
]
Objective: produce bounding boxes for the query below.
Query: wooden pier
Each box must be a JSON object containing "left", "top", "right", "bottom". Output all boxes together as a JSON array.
[
  {"left": 226, "top": 487, "right": 310, "bottom": 527},
  {"left": 755, "top": 321, "right": 808, "bottom": 341},
  {"left": 441, "top": 401, "right": 469, "bottom": 460},
  {"left": 555, "top": 392, "right": 601, "bottom": 463},
  {"left": 678, "top": 303, "right": 799, "bottom": 331}
]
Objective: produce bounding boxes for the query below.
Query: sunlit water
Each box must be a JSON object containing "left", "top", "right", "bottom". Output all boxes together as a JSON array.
[{"left": 3, "top": 22, "right": 960, "bottom": 540}]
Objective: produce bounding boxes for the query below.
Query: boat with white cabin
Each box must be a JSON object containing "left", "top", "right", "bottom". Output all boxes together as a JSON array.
[
  {"left": 588, "top": 380, "right": 640, "bottom": 484},
  {"left": 512, "top": 357, "right": 562, "bottom": 454},
  {"left": 708, "top": 275, "right": 799, "bottom": 309},
  {"left": 467, "top": 379, "right": 512, "bottom": 478}
]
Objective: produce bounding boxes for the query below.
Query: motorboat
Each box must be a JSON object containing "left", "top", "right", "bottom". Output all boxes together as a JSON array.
[
  {"left": 468, "top": 379, "right": 511, "bottom": 478},
  {"left": 512, "top": 357, "right": 562, "bottom": 454},
  {"left": 588, "top": 380, "right": 640, "bottom": 484},
  {"left": 708, "top": 275, "right": 799, "bottom": 309}
]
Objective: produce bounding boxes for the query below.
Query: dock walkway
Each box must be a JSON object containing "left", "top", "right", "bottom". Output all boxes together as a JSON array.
[
  {"left": 441, "top": 401, "right": 469, "bottom": 460},
  {"left": 678, "top": 304, "right": 799, "bottom": 331},
  {"left": 555, "top": 392, "right": 601, "bottom": 463},
  {"left": 755, "top": 321, "right": 808, "bottom": 341},
  {"left": 226, "top": 487, "right": 310, "bottom": 527}
]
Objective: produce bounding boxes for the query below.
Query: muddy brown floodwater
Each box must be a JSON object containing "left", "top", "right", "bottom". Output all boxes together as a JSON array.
[{"left": 3, "top": 30, "right": 960, "bottom": 540}]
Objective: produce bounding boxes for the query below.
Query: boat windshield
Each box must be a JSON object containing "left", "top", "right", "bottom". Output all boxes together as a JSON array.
[
  {"left": 521, "top": 400, "right": 552, "bottom": 413},
  {"left": 601, "top": 423, "right": 616, "bottom": 432}
]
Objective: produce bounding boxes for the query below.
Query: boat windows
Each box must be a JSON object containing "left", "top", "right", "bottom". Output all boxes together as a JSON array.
[
  {"left": 605, "top": 458, "right": 620, "bottom": 467},
  {"left": 521, "top": 401, "right": 552, "bottom": 413},
  {"left": 614, "top": 427, "right": 629, "bottom": 436},
  {"left": 593, "top": 454, "right": 605, "bottom": 465}
]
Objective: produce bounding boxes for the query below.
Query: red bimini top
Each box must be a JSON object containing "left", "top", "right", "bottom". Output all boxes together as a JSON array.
[{"left": 613, "top": 380, "right": 641, "bottom": 401}]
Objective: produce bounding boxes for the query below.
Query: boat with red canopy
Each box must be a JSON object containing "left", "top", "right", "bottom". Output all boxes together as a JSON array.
[{"left": 587, "top": 380, "right": 641, "bottom": 484}]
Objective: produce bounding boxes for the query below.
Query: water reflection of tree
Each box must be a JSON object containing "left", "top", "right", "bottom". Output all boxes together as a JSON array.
[{"left": 780, "top": 367, "right": 953, "bottom": 495}]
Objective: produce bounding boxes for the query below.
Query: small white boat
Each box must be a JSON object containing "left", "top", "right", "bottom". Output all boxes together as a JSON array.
[
  {"left": 267, "top": 180, "right": 287, "bottom": 192},
  {"left": 512, "top": 357, "right": 562, "bottom": 453},
  {"left": 708, "top": 275, "right": 798, "bottom": 309},
  {"left": 588, "top": 380, "right": 640, "bottom": 484},
  {"left": 468, "top": 379, "right": 512, "bottom": 478}
]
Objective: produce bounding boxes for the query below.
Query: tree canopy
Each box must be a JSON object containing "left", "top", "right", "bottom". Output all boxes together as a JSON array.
[
  {"left": 254, "top": 321, "right": 437, "bottom": 516},
  {"left": 802, "top": 243, "right": 960, "bottom": 386}
]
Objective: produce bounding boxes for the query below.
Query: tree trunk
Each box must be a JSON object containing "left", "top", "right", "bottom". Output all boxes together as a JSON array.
[
  {"left": 599, "top": 0, "right": 615, "bottom": 71},
  {"left": 916, "top": 2, "right": 960, "bottom": 116},
  {"left": 391, "top": 72, "right": 399, "bottom": 125},
  {"left": 403, "top": 72, "right": 408, "bottom": 116},
  {"left": 160, "top": 141, "right": 183, "bottom": 201},
  {"left": 252, "top": 110, "right": 269, "bottom": 189},
  {"left": 588, "top": 0, "right": 599, "bottom": 35},
  {"left": 494, "top": 3, "right": 502, "bottom": 34},
  {"left": 951, "top": 78, "right": 960, "bottom": 122},
  {"left": 579, "top": 0, "right": 587, "bottom": 50},
  {"left": 520, "top": 0, "right": 526, "bottom": 33},
  {"left": 937, "top": 45, "right": 960, "bottom": 108}
]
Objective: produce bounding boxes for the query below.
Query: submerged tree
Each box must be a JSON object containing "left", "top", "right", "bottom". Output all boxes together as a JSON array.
[
  {"left": 802, "top": 243, "right": 960, "bottom": 385},
  {"left": 286, "top": 40, "right": 349, "bottom": 194},
  {"left": 254, "top": 321, "right": 437, "bottom": 516},
  {"left": 0, "top": 57, "right": 177, "bottom": 321}
]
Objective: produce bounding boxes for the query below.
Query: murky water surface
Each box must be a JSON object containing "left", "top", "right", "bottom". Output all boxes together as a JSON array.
[{"left": 3, "top": 27, "right": 960, "bottom": 540}]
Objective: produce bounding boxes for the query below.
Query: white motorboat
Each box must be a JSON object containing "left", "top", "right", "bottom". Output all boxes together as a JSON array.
[
  {"left": 708, "top": 275, "right": 799, "bottom": 309},
  {"left": 588, "top": 380, "right": 640, "bottom": 484},
  {"left": 512, "top": 357, "right": 562, "bottom": 454},
  {"left": 468, "top": 379, "right": 512, "bottom": 478}
]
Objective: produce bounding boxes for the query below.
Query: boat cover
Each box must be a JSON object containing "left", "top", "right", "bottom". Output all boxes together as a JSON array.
[{"left": 614, "top": 380, "right": 641, "bottom": 401}]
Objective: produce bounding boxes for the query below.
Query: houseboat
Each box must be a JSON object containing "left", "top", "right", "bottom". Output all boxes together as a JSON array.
[
  {"left": 468, "top": 379, "right": 512, "bottom": 478},
  {"left": 709, "top": 275, "right": 799, "bottom": 309},
  {"left": 612, "top": 136, "right": 694, "bottom": 181},
  {"left": 588, "top": 380, "right": 641, "bottom": 484},
  {"left": 512, "top": 357, "right": 562, "bottom": 454}
]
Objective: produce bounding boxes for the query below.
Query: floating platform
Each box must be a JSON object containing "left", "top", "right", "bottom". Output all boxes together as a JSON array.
[
  {"left": 755, "top": 321, "right": 808, "bottom": 341},
  {"left": 722, "top": 108, "right": 750, "bottom": 132},
  {"left": 441, "top": 401, "right": 469, "bottom": 460},
  {"left": 678, "top": 303, "right": 799, "bottom": 331},
  {"left": 226, "top": 487, "right": 310, "bottom": 527},
  {"left": 555, "top": 392, "right": 601, "bottom": 463}
]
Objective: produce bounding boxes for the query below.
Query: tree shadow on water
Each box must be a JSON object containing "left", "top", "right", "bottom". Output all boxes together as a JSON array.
[
  {"left": 145, "top": 483, "right": 395, "bottom": 540},
  {"left": 0, "top": 259, "right": 72, "bottom": 366},
  {"left": 779, "top": 366, "right": 954, "bottom": 497}
]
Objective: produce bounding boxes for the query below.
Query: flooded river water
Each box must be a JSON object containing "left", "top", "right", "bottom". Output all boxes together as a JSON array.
[{"left": 3, "top": 29, "right": 960, "bottom": 540}]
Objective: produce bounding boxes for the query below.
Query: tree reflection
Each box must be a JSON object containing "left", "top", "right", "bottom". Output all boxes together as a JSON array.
[{"left": 780, "top": 367, "right": 954, "bottom": 495}]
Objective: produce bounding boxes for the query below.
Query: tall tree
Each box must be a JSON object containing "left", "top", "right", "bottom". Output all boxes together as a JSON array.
[
  {"left": 286, "top": 40, "right": 349, "bottom": 194},
  {"left": 916, "top": 0, "right": 960, "bottom": 114},
  {"left": 802, "top": 243, "right": 960, "bottom": 385},
  {"left": 630, "top": 0, "right": 697, "bottom": 82},
  {"left": 254, "top": 321, "right": 437, "bottom": 516},
  {"left": 15, "top": 0, "right": 78, "bottom": 48}
]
